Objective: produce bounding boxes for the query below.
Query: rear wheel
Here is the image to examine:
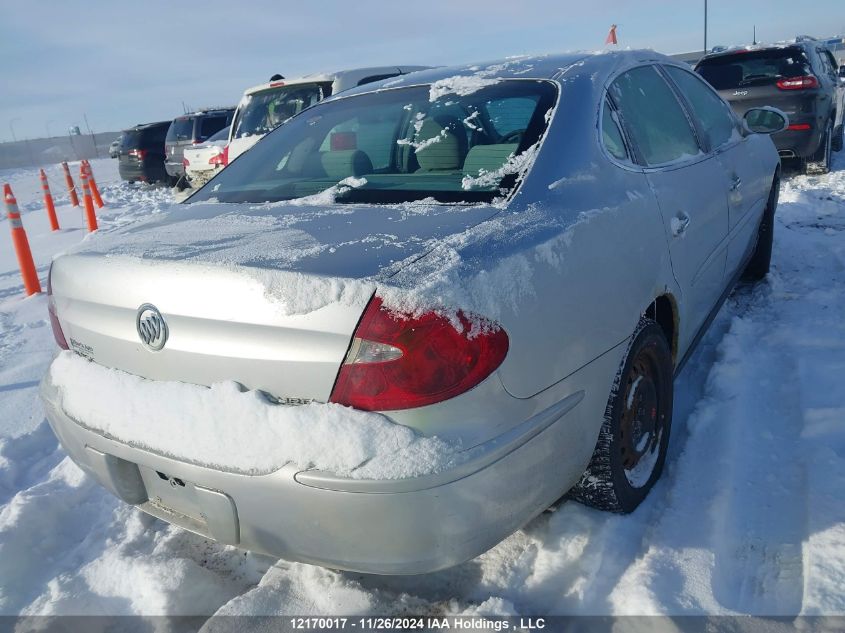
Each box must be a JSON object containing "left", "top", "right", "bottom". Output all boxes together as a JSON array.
[
  {"left": 742, "top": 176, "right": 779, "bottom": 282},
  {"left": 832, "top": 124, "right": 843, "bottom": 153},
  {"left": 568, "top": 319, "right": 673, "bottom": 513},
  {"left": 804, "top": 121, "right": 832, "bottom": 175}
]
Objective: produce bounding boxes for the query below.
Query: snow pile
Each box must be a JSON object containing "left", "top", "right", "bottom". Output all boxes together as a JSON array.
[{"left": 46, "top": 351, "right": 462, "bottom": 479}]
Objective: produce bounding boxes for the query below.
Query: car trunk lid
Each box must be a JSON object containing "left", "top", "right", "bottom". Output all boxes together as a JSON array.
[{"left": 51, "top": 200, "right": 500, "bottom": 402}]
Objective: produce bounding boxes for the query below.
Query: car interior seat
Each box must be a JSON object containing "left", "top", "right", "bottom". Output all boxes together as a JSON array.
[{"left": 414, "top": 119, "right": 463, "bottom": 172}]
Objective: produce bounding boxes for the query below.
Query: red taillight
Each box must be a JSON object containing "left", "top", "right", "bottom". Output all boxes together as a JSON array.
[
  {"left": 329, "top": 297, "right": 509, "bottom": 411},
  {"left": 47, "top": 265, "right": 69, "bottom": 350},
  {"left": 221, "top": 145, "right": 229, "bottom": 166},
  {"left": 776, "top": 75, "right": 819, "bottom": 90},
  {"left": 182, "top": 157, "right": 190, "bottom": 167},
  {"left": 128, "top": 148, "right": 147, "bottom": 160},
  {"left": 787, "top": 123, "right": 811, "bottom": 131},
  {"left": 208, "top": 151, "right": 225, "bottom": 166}
]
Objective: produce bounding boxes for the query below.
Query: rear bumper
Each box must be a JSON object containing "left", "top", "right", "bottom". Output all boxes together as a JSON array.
[
  {"left": 165, "top": 160, "right": 185, "bottom": 178},
  {"left": 41, "top": 376, "right": 587, "bottom": 574},
  {"left": 771, "top": 123, "right": 825, "bottom": 159},
  {"left": 118, "top": 158, "right": 167, "bottom": 183}
]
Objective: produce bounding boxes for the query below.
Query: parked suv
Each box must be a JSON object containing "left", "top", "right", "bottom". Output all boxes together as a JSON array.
[
  {"left": 117, "top": 122, "right": 171, "bottom": 184},
  {"left": 696, "top": 39, "right": 844, "bottom": 173},
  {"left": 165, "top": 109, "right": 235, "bottom": 184},
  {"left": 227, "top": 66, "right": 429, "bottom": 163}
]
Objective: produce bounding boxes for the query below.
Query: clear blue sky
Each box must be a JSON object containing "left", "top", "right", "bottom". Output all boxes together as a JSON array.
[{"left": 0, "top": 0, "right": 842, "bottom": 141}]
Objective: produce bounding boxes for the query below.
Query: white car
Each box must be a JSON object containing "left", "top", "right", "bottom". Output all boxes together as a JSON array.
[
  {"left": 226, "top": 66, "right": 429, "bottom": 163},
  {"left": 182, "top": 127, "right": 229, "bottom": 187}
]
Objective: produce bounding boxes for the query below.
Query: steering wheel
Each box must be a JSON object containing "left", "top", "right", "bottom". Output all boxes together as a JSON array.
[{"left": 499, "top": 129, "right": 526, "bottom": 144}]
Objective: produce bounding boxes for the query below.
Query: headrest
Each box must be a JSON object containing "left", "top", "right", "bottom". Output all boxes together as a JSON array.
[
  {"left": 415, "top": 119, "right": 461, "bottom": 171},
  {"left": 463, "top": 143, "right": 519, "bottom": 176},
  {"left": 321, "top": 150, "right": 373, "bottom": 180}
]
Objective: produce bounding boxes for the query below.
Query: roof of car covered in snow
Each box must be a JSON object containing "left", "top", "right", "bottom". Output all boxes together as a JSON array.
[{"left": 333, "top": 50, "right": 674, "bottom": 98}]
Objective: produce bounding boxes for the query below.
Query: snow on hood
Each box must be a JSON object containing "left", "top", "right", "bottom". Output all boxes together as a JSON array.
[{"left": 47, "top": 351, "right": 464, "bottom": 479}]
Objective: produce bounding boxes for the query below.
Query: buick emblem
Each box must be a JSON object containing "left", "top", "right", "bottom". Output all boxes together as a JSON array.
[{"left": 136, "top": 304, "right": 168, "bottom": 351}]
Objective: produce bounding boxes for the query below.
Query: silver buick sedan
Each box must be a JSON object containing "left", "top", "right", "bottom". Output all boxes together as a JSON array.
[{"left": 42, "top": 51, "right": 785, "bottom": 574}]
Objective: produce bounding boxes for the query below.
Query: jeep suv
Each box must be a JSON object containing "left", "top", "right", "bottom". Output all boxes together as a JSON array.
[
  {"left": 164, "top": 108, "right": 235, "bottom": 184},
  {"left": 696, "top": 39, "right": 844, "bottom": 173}
]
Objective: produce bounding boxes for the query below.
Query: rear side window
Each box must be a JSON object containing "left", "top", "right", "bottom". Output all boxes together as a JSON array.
[
  {"left": 601, "top": 99, "right": 628, "bottom": 160},
  {"left": 696, "top": 48, "right": 812, "bottom": 89},
  {"left": 664, "top": 65, "right": 736, "bottom": 150},
  {"left": 818, "top": 49, "right": 837, "bottom": 78},
  {"left": 199, "top": 116, "right": 229, "bottom": 140},
  {"left": 610, "top": 65, "right": 700, "bottom": 166}
]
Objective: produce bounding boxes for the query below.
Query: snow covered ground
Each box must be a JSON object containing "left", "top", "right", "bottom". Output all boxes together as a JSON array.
[{"left": 1, "top": 154, "right": 845, "bottom": 617}]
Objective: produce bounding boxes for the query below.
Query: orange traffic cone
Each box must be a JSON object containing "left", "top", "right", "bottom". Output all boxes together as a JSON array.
[
  {"left": 61, "top": 161, "right": 80, "bottom": 207},
  {"left": 82, "top": 160, "right": 104, "bottom": 208},
  {"left": 3, "top": 184, "right": 42, "bottom": 296},
  {"left": 80, "top": 167, "right": 98, "bottom": 232},
  {"left": 40, "top": 169, "right": 60, "bottom": 231}
]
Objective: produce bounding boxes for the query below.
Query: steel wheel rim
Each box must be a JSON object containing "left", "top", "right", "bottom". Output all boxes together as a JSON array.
[{"left": 619, "top": 349, "right": 664, "bottom": 488}]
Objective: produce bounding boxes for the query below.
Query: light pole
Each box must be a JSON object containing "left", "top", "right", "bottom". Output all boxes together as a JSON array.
[
  {"left": 704, "top": 0, "right": 708, "bottom": 54},
  {"left": 9, "top": 117, "right": 21, "bottom": 143}
]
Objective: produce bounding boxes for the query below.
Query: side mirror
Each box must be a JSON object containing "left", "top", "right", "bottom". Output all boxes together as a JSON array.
[
  {"left": 743, "top": 107, "right": 789, "bottom": 135},
  {"left": 839, "top": 65, "right": 845, "bottom": 80}
]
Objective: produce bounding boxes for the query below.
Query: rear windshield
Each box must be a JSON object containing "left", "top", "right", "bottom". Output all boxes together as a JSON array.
[
  {"left": 120, "top": 130, "right": 140, "bottom": 149},
  {"left": 190, "top": 80, "right": 557, "bottom": 206},
  {"left": 232, "top": 82, "right": 330, "bottom": 139},
  {"left": 166, "top": 118, "right": 195, "bottom": 143},
  {"left": 696, "top": 47, "right": 812, "bottom": 89}
]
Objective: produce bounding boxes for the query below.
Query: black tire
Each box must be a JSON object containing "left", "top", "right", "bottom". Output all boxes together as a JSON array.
[
  {"left": 804, "top": 121, "right": 832, "bottom": 175},
  {"left": 742, "top": 176, "right": 779, "bottom": 282},
  {"left": 833, "top": 124, "right": 843, "bottom": 153},
  {"left": 567, "top": 319, "right": 673, "bottom": 513}
]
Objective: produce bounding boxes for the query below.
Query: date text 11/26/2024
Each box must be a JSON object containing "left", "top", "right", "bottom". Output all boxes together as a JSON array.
[{"left": 289, "top": 617, "right": 547, "bottom": 630}]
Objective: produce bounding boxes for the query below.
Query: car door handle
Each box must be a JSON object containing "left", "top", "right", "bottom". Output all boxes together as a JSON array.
[
  {"left": 672, "top": 212, "right": 691, "bottom": 237},
  {"left": 730, "top": 175, "right": 742, "bottom": 191}
]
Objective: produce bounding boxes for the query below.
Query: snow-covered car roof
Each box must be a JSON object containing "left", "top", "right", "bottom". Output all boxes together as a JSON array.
[{"left": 331, "top": 50, "right": 674, "bottom": 99}]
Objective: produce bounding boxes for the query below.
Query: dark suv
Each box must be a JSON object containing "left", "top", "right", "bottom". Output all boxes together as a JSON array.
[
  {"left": 695, "top": 39, "right": 844, "bottom": 173},
  {"left": 164, "top": 109, "right": 234, "bottom": 184},
  {"left": 118, "top": 121, "right": 171, "bottom": 184}
]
